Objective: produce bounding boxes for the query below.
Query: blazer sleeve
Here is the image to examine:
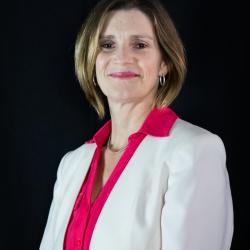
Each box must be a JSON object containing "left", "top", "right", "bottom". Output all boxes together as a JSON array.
[
  {"left": 161, "top": 133, "right": 234, "bottom": 250},
  {"left": 39, "top": 152, "right": 70, "bottom": 250}
]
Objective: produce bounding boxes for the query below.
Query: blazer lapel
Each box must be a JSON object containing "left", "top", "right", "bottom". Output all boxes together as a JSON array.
[
  {"left": 89, "top": 136, "right": 157, "bottom": 250},
  {"left": 55, "top": 143, "right": 97, "bottom": 250}
]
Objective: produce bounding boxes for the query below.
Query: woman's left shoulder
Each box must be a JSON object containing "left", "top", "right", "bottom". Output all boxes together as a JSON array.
[
  {"left": 168, "top": 117, "right": 226, "bottom": 153},
  {"left": 162, "top": 118, "right": 228, "bottom": 177}
]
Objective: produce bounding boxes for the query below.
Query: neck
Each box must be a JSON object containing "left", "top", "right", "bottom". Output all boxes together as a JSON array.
[{"left": 108, "top": 100, "right": 154, "bottom": 150}]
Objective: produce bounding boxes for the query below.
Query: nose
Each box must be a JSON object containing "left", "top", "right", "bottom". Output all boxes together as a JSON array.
[{"left": 113, "top": 44, "right": 134, "bottom": 64}]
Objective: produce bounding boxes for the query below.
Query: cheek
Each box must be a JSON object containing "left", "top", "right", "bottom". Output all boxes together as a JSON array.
[
  {"left": 142, "top": 51, "right": 161, "bottom": 70},
  {"left": 95, "top": 54, "right": 107, "bottom": 75},
  {"left": 142, "top": 58, "right": 161, "bottom": 82}
]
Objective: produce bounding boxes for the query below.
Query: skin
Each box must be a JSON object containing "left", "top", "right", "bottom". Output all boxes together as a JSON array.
[{"left": 91, "top": 9, "right": 168, "bottom": 202}]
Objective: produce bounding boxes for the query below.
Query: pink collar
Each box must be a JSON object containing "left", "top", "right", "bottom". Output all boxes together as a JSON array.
[{"left": 86, "top": 107, "right": 178, "bottom": 147}]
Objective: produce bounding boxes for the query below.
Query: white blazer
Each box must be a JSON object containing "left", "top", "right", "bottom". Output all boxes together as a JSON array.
[{"left": 40, "top": 118, "right": 234, "bottom": 250}]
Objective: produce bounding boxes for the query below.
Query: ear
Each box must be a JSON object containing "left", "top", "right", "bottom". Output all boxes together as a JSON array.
[{"left": 159, "top": 60, "right": 168, "bottom": 76}]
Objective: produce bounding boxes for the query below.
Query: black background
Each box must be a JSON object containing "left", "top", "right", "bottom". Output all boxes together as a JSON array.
[{"left": 2, "top": 0, "right": 248, "bottom": 249}]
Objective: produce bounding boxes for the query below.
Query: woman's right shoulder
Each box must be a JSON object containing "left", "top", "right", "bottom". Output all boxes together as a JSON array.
[
  {"left": 56, "top": 142, "right": 96, "bottom": 178},
  {"left": 64, "top": 142, "right": 96, "bottom": 161}
]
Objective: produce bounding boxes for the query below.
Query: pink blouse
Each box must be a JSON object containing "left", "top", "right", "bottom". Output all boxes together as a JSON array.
[{"left": 63, "top": 107, "right": 178, "bottom": 250}]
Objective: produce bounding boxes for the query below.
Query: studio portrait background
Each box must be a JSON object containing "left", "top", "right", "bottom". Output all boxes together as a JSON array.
[{"left": 2, "top": 0, "right": 248, "bottom": 249}]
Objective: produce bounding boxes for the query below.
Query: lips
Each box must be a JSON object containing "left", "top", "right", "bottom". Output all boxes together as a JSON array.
[{"left": 109, "top": 71, "right": 139, "bottom": 79}]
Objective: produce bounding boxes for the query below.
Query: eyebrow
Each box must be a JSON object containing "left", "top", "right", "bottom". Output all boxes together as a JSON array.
[{"left": 100, "top": 34, "right": 154, "bottom": 40}]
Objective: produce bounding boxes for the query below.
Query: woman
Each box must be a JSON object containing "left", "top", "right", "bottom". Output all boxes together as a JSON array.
[{"left": 40, "top": 0, "right": 234, "bottom": 249}]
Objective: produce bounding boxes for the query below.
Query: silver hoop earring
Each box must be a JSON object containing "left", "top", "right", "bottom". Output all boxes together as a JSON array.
[
  {"left": 93, "top": 76, "right": 97, "bottom": 86},
  {"left": 159, "top": 74, "right": 166, "bottom": 87}
]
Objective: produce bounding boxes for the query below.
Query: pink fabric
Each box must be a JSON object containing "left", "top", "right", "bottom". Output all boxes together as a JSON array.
[{"left": 63, "top": 107, "right": 178, "bottom": 250}]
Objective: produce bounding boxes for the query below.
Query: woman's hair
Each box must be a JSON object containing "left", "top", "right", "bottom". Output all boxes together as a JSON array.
[{"left": 75, "top": 0, "right": 187, "bottom": 119}]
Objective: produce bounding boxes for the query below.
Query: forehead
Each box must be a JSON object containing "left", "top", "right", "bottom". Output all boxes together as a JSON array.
[{"left": 101, "top": 9, "right": 155, "bottom": 37}]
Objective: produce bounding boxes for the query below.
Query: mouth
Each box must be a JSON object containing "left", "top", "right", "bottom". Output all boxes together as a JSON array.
[{"left": 109, "top": 71, "right": 140, "bottom": 79}]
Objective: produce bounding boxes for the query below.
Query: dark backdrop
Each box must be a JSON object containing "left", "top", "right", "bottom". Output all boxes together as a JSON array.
[{"left": 2, "top": 0, "right": 248, "bottom": 249}]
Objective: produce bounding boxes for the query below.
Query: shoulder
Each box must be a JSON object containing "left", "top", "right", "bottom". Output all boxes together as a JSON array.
[
  {"left": 164, "top": 118, "right": 226, "bottom": 169},
  {"left": 56, "top": 142, "right": 96, "bottom": 179},
  {"left": 63, "top": 143, "right": 95, "bottom": 163},
  {"left": 169, "top": 117, "right": 225, "bottom": 151},
  {"left": 171, "top": 117, "right": 219, "bottom": 140}
]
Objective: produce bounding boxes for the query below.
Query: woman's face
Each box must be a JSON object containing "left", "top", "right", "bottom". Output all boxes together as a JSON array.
[{"left": 95, "top": 9, "right": 167, "bottom": 105}]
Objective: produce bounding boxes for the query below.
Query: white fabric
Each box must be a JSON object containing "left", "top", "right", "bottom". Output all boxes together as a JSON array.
[{"left": 40, "top": 118, "right": 234, "bottom": 250}]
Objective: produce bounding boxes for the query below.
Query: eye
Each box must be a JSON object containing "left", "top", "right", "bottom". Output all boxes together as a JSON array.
[
  {"left": 134, "top": 42, "right": 148, "bottom": 49},
  {"left": 100, "top": 40, "right": 115, "bottom": 49}
]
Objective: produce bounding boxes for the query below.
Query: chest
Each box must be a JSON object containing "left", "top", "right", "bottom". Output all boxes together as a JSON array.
[
  {"left": 91, "top": 148, "right": 123, "bottom": 204},
  {"left": 87, "top": 140, "right": 170, "bottom": 249},
  {"left": 55, "top": 138, "right": 173, "bottom": 250}
]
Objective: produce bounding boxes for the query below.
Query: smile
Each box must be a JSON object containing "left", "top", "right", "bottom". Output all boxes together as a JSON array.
[{"left": 109, "top": 71, "right": 140, "bottom": 79}]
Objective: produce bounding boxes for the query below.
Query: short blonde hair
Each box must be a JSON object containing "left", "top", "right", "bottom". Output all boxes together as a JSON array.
[{"left": 75, "top": 0, "right": 187, "bottom": 119}]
